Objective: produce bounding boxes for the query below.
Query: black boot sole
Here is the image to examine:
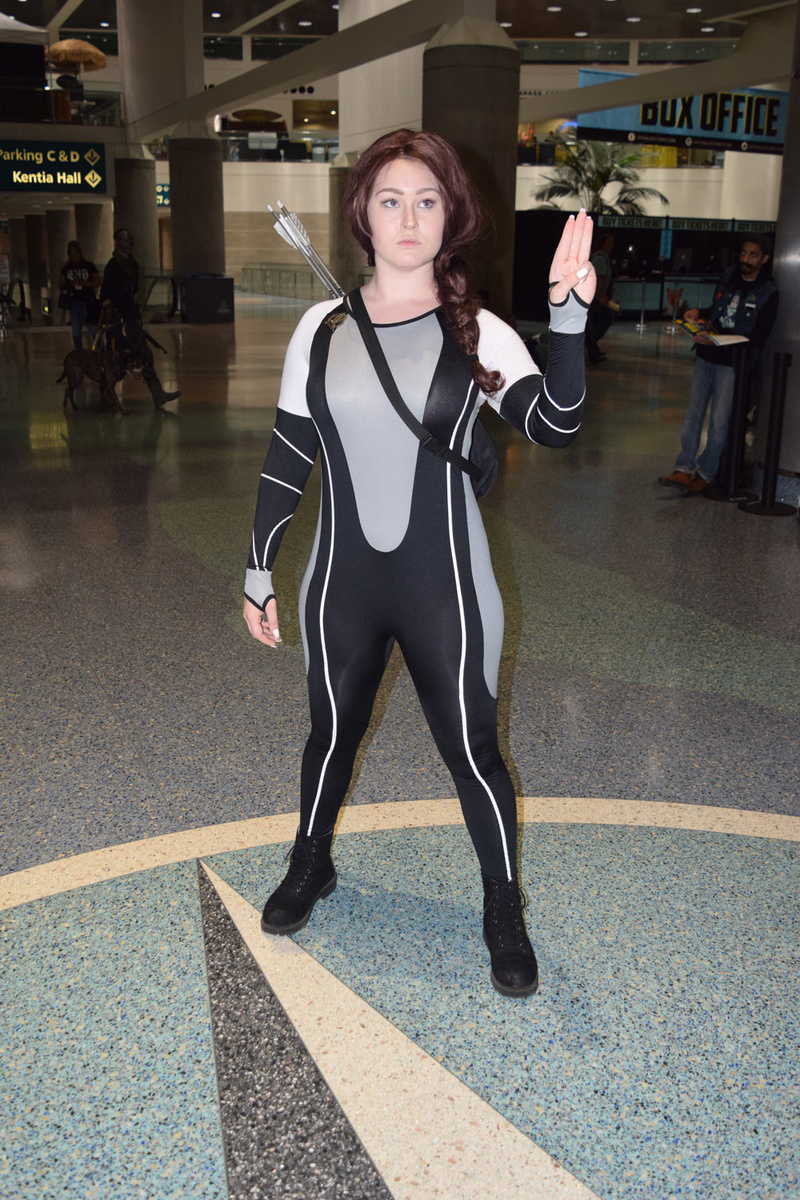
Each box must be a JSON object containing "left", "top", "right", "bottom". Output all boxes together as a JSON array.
[
  {"left": 489, "top": 967, "right": 539, "bottom": 998},
  {"left": 484, "top": 931, "right": 539, "bottom": 997},
  {"left": 260, "top": 872, "right": 337, "bottom": 936}
]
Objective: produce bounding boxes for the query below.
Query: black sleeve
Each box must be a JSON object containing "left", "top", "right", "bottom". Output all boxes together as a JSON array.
[{"left": 244, "top": 408, "right": 320, "bottom": 611}]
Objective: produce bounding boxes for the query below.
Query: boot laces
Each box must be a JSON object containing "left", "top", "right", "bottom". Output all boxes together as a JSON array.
[
  {"left": 486, "top": 880, "right": 529, "bottom": 949},
  {"left": 280, "top": 839, "right": 315, "bottom": 895}
]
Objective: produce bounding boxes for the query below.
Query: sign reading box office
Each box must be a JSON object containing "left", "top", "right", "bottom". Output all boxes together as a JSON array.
[
  {"left": 577, "top": 69, "right": 787, "bottom": 154},
  {"left": 0, "top": 141, "right": 107, "bottom": 193}
]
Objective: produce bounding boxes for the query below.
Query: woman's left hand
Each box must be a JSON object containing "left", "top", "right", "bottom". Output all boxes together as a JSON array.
[{"left": 548, "top": 210, "right": 596, "bottom": 306}]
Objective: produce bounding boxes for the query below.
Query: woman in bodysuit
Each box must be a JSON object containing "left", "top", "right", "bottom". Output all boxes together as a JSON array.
[{"left": 243, "top": 129, "right": 594, "bottom": 997}]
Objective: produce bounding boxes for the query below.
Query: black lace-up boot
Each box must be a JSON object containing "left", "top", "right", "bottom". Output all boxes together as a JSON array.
[
  {"left": 482, "top": 875, "right": 539, "bottom": 997},
  {"left": 261, "top": 827, "right": 336, "bottom": 935}
]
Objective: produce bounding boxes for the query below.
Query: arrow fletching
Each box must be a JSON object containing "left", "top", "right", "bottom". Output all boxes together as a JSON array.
[{"left": 269, "top": 201, "right": 344, "bottom": 298}]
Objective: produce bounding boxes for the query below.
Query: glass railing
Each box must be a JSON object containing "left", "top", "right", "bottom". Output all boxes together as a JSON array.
[
  {"left": 219, "top": 132, "right": 338, "bottom": 163},
  {"left": 242, "top": 263, "right": 332, "bottom": 301},
  {"left": 0, "top": 86, "right": 122, "bottom": 126}
]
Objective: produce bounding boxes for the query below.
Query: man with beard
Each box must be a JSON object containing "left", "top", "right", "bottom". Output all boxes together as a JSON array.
[{"left": 658, "top": 235, "right": 778, "bottom": 494}]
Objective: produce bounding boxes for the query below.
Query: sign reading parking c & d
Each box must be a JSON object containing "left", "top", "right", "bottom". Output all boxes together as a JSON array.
[{"left": 0, "top": 141, "right": 107, "bottom": 193}]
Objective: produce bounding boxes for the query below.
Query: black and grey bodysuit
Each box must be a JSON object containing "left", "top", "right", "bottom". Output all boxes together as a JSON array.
[{"left": 245, "top": 294, "right": 587, "bottom": 882}]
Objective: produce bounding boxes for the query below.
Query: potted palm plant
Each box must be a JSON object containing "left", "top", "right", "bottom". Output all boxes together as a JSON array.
[{"left": 534, "top": 134, "right": 669, "bottom": 214}]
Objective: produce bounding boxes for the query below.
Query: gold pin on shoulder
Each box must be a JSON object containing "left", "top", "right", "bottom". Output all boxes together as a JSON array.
[{"left": 325, "top": 311, "right": 348, "bottom": 332}]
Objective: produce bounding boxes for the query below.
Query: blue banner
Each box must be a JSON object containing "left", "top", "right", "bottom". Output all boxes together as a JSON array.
[{"left": 577, "top": 69, "right": 786, "bottom": 154}]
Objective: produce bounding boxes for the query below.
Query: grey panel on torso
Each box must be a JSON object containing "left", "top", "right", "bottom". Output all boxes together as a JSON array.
[{"left": 325, "top": 312, "right": 442, "bottom": 552}]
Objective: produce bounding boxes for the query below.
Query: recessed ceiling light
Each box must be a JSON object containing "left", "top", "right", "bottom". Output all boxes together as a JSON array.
[
  {"left": 100, "top": 21, "right": 109, "bottom": 27},
  {"left": 687, "top": 6, "right": 702, "bottom": 12},
  {"left": 211, "top": 10, "right": 221, "bottom": 17},
  {"left": 298, "top": 19, "right": 312, "bottom": 25},
  {"left": 332, "top": 3, "right": 339, "bottom": 8},
  {"left": 330, "top": 109, "right": 337, "bottom": 115},
  {"left": 547, "top": 5, "right": 561, "bottom": 9},
  {"left": 626, "top": 15, "right": 642, "bottom": 21},
  {"left": 500, "top": 21, "right": 512, "bottom": 27},
  {"left": 700, "top": 25, "right": 714, "bottom": 31},
  {"left": 575, "top": 30, "right": 588, "bottom": 36}
]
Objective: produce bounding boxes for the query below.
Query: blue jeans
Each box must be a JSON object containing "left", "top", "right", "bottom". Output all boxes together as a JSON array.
[
  {"left": 69, "top": 299, "right": 98, "bottom": 351},
  {"left": 675, "top": 356, "right": 736, "bottom": 483}
]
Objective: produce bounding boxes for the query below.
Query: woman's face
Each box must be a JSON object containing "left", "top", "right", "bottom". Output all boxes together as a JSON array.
[{"left": 366, "top": 157, "right": 446, "bottom": 276}]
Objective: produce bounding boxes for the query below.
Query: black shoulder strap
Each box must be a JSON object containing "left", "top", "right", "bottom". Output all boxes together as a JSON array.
[{"left": 347, "top": 289, "right": 482, "bottom": 485}]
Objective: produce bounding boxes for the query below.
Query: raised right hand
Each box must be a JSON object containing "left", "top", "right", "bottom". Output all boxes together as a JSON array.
[{"left": 243, "top": 596, "right": 282, "bottom": 647}]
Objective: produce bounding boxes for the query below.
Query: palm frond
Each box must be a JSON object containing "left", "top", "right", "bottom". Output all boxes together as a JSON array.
[{"left": 529, "top": 135, "right": 670, "bottom": 216}]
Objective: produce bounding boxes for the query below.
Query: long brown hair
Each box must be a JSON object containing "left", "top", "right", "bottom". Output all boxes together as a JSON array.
[{"left": 344, "top": 129, "right": 503, "bottom": 397}]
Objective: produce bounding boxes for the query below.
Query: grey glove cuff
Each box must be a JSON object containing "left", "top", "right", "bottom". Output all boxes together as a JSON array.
[
  {"left": 244, "top": 568, "right": 274, "bottom": 613},
  {"left": 548, "top": 286, "right": 590, "bottom": 335}
]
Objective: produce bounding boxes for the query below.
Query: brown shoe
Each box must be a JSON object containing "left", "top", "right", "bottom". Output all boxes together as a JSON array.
[
  {"left": 687, "top": 474, "right": 708, "bottom": 493},
  {"left": 657, "top": 470, "right": 694, "bottom": 489}
]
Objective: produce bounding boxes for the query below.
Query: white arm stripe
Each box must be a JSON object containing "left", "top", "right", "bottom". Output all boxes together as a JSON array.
[
  {"left": 262, "top": 515, "right": 292, "bottom": 568},
  {"left": 524, "top": 395, "right": 539, "bottom": 440},
  {"left": 261, "top": 473, "right": 303, "bottom": 495},
  {"left": 274, "top": 427, "right": 314, "bottom": 465},
  {"left": 538, "top": 410, "right": 582, "bottom": 435},
  {"left": 543, "top": 378, "right": 586, "bottom": 413}
]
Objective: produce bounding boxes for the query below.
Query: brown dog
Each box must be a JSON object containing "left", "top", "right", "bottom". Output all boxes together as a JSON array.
[{"left": 56, "top": 347, "right": 141, "bottom": 415}]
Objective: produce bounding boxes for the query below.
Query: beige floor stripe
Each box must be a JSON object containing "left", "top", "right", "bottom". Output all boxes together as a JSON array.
[
  {"left": 2, "top": 797, "right": 798, "bottom": 911},
  {"left": 202, "top": 862, "right": 602, "bottom": 1200}
]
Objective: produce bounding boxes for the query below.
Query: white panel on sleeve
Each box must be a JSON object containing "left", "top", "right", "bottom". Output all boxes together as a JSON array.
[
  {"left": 277, "top": 298, "right": 343, "bottom": 417},
  {"left": 475, "top": 309, "right": 542, "bottom": 415}
]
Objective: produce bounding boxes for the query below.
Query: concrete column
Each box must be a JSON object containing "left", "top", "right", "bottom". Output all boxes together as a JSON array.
[
  {"left": 756, "top": 6, "right": 800, "bottom": 480},
  {"left": 8, "top": 218, "right": 28, "bottom": 291},
  {"left": 117, "top": 0, "right": 204, "bottom": 129},
  {"left": 46, "top": 207, "right": 77, "bottom": 316},
  {"left": 422, "top": 15, "right": 520, "bottom": 321},
  {"left": 338, "top": 0, "right": 423, "bottom": 154},
  {"left": 114, "top": 158, "right": 159, "bottom": 272},
  {"left": 24, "top": 214, "right": 48, "bottom": 321},
  {"left": 329, "top": 159, "right": 364, "bottom": 294},
  {"left": 116, "top": 0, "right": 220, "bottom": 281},
  {"left": 168, "top": 137, "right": 225, "bottom": 275},
  {"left": 75, "top": 202, "right": 114, "bottom": 268}
]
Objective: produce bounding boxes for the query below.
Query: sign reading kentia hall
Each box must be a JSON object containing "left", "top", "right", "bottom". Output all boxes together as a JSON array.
[{"left": 0, "top": 141, "right": 107, "bottom": 193}]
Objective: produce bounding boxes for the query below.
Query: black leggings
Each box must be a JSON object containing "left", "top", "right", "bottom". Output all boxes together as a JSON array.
[{"left": 298, "top": 491, "right": 517, "bottom": 883}]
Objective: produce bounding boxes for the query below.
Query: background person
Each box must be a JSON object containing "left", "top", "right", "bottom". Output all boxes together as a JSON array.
[
  {"left": 59, "top": 241, "right": 100, "bottom": 351},
  {"left": 100, "top": 228, "right": 180, "bottom": 409},
  {"left": 658, "top": 235, "right": 778, "bottom": 494},
  {"left": 585, "top": 232, "right": 616, "bottom": 364},
  {"left": 242, "top": 129, "right": 595, "bottom": 999}
]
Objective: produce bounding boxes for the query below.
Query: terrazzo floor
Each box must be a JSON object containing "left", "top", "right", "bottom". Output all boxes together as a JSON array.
[{"left": 1, "top": 298, "right": 799, "bottom": 1200}]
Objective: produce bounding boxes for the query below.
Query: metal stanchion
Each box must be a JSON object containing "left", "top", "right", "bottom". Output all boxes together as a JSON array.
[
  {"left": 635, "top": 278, "right": 647, "bottom": 333},
  {"left": 664, "top": 288, "right": 680, "bottom": 336},
  {"left": 738, "top": 350, "right": 795, "bottom": 517}
]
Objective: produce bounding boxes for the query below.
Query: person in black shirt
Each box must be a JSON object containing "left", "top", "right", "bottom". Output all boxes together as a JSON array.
[
  {"left": 658, "top": 236, "right": 778, "bottom": 493},
  {"left": 100, "top": 228, "right": 180, "bottom": 408},
  {"left": 59, "top": 241, "right": 101, "bottom": 351}
]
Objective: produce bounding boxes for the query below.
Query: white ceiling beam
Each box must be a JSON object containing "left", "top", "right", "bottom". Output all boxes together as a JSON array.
[
  {"left": 46, "top": 0, "right": 86, "bottom": 38},
  {"left": 126, "top": 0, "right": 460, "bottom": 141},
  {"left": 519, "top": 6, "right": 795, "bottom": 125},
  {"left": 232, "top": 0, "right": 306, "bottom": 36}
]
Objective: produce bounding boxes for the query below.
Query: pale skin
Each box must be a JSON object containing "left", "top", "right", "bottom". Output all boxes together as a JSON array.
[
  {"left": 243, "top": 157, "right": 596, "bottom": 646},
  {"left": 685, "top": 241, "right": 770, "bottom": 345}
]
